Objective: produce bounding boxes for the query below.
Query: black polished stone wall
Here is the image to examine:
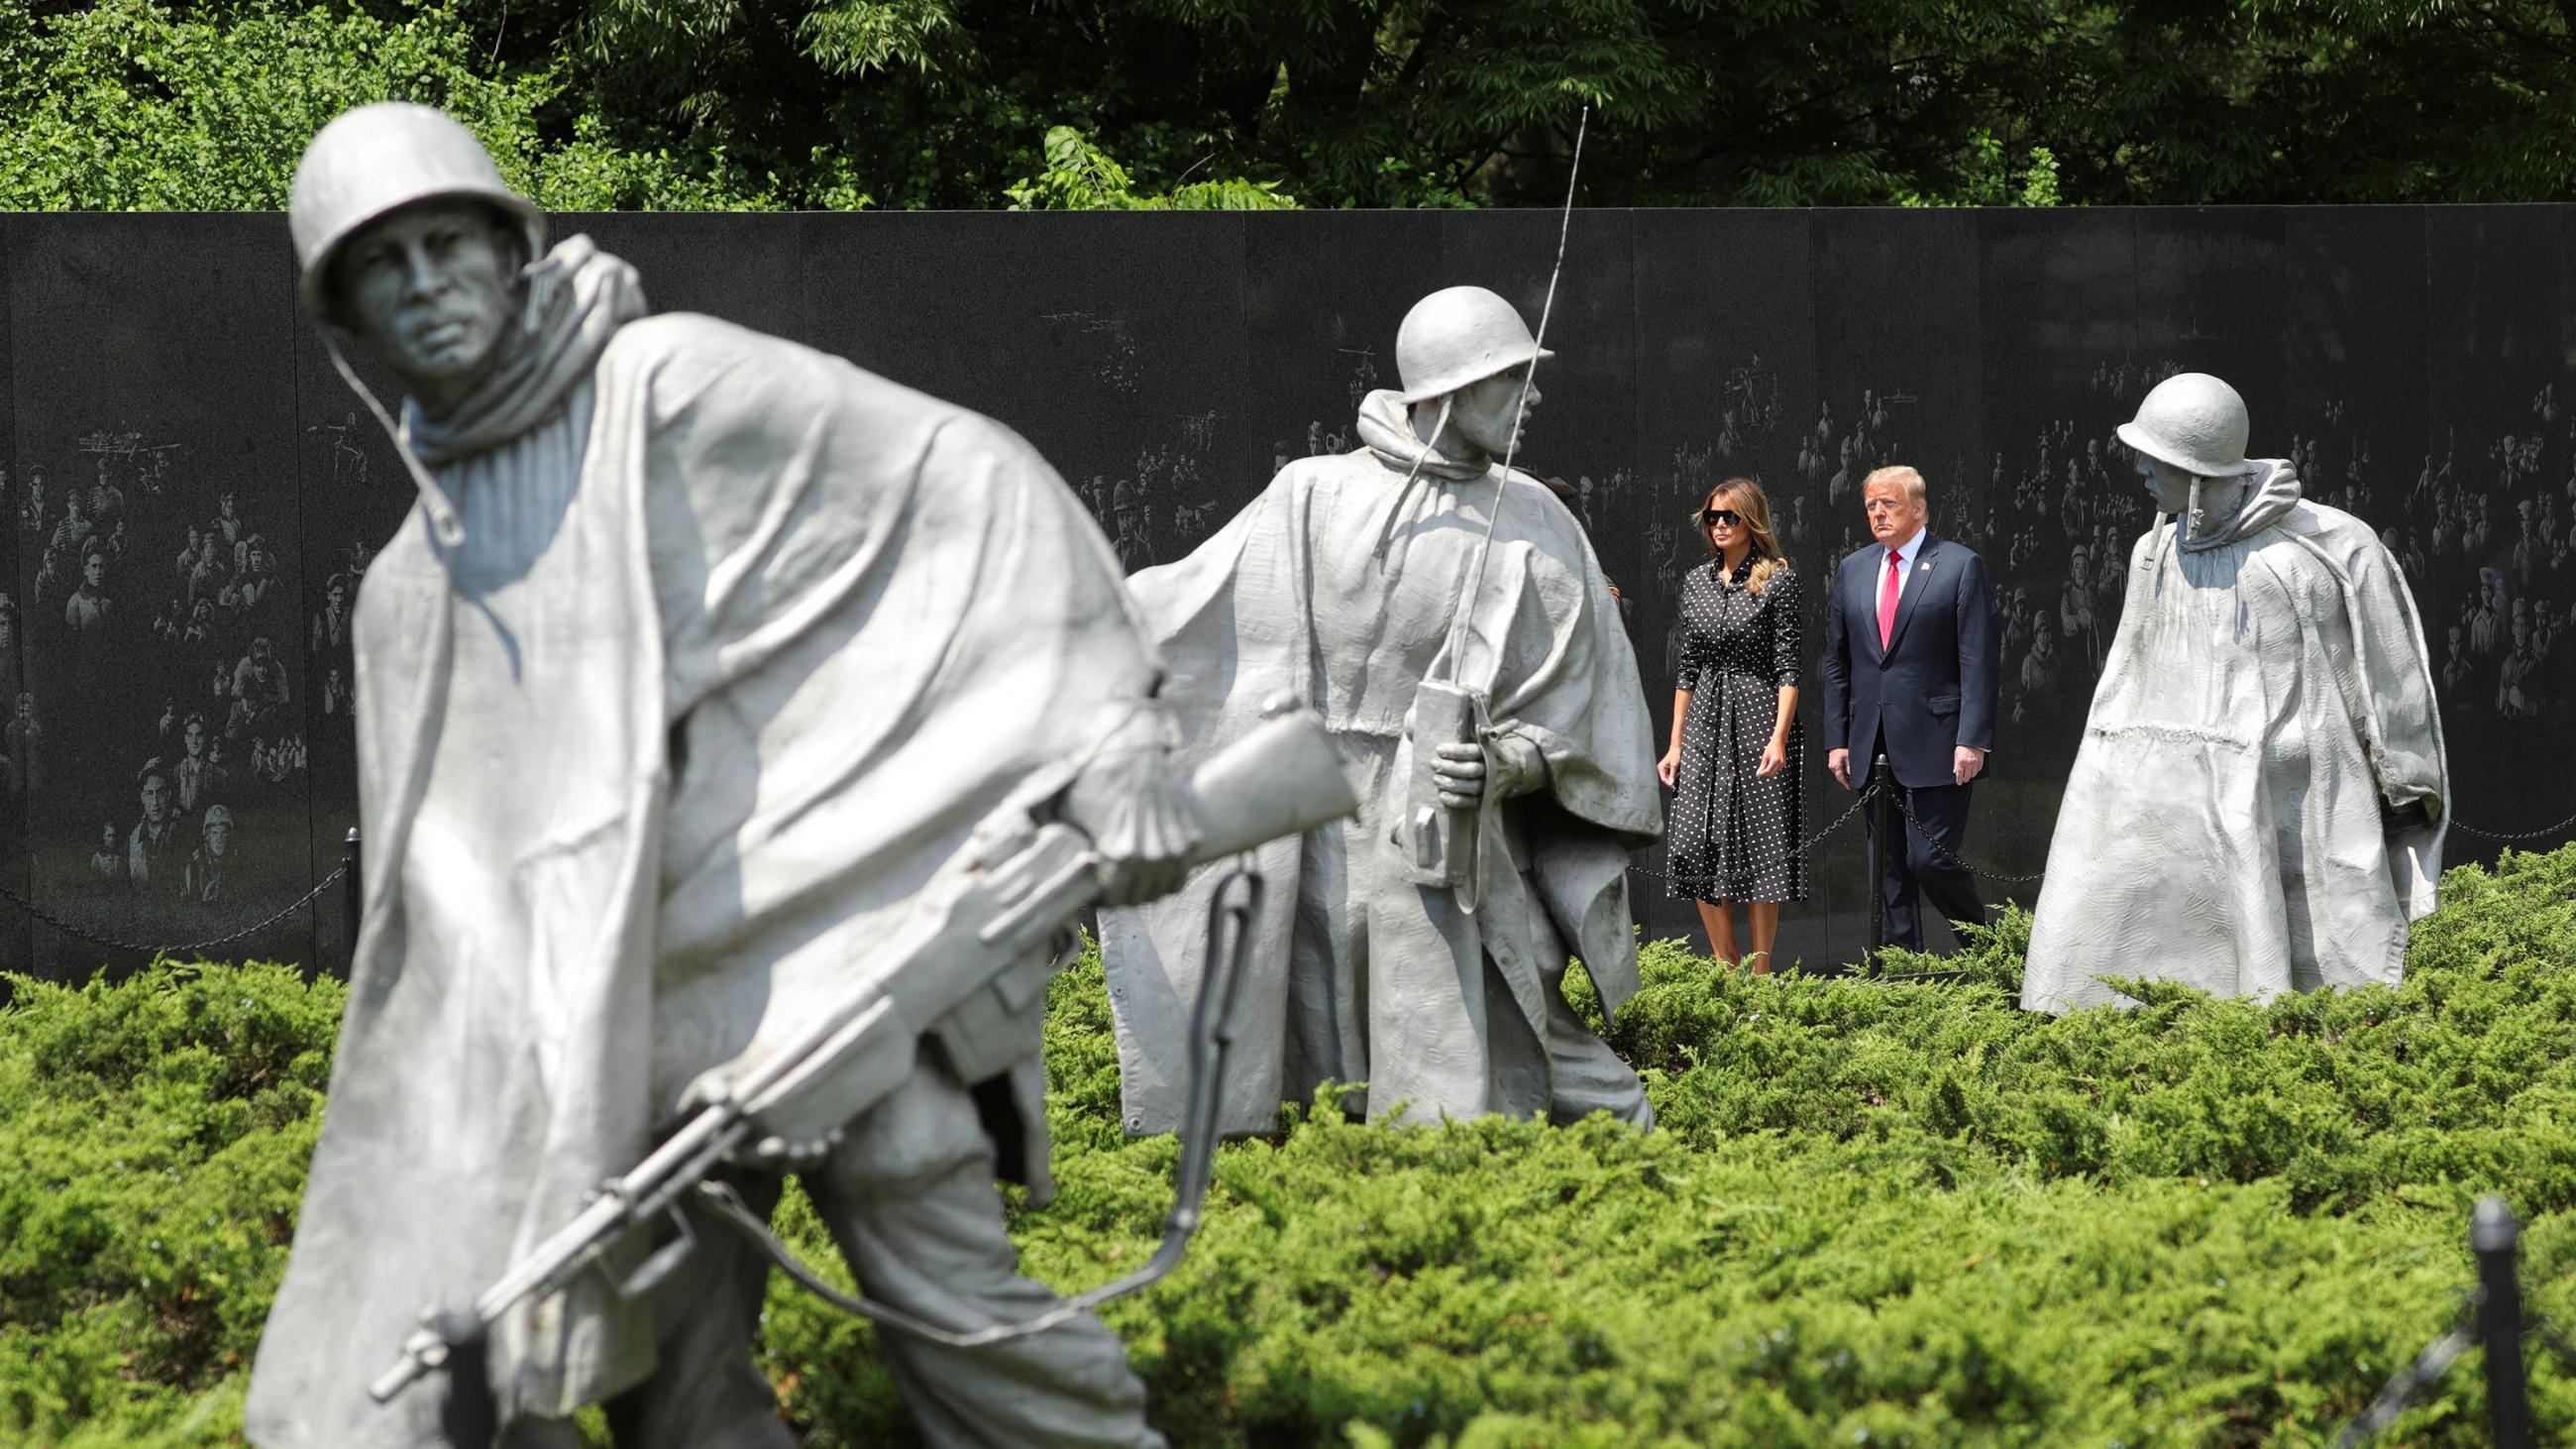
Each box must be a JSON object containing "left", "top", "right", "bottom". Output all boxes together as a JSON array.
[{"left": 0, "top": 207, "right": 2568, "bottom": 980}]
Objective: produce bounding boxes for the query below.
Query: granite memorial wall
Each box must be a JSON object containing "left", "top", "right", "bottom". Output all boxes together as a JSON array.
[{"left": 0, "top": 206, "right": 2567, "bottom": 981}]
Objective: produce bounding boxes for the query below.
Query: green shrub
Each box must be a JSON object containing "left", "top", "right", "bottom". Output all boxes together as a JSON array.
[
  {"left": 0, "top": 961, "right": 339, "bottom": 1444},
  {"left": 5, "top": 846, "right": 2573, "bottom": 1444}
]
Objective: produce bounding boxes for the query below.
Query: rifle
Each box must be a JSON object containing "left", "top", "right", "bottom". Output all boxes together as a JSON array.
[{"left": 369, "top": 702, "right": 1358, "bottom": 1406}]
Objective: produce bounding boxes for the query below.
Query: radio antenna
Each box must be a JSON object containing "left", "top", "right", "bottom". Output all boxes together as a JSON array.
[{"left": 1433, "top": 105, "right": 1589, "bottom": 685}]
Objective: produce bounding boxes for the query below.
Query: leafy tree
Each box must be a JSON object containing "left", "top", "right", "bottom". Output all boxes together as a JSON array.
[
  {"left": 0, "top": 0, "right": 759, "bottom": 209},
  {"left": 2, "top": 1, "right": 2574, "bottom": 208}
]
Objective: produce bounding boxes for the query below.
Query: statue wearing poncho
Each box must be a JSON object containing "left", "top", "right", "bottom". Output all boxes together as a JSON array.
[
  {"left": 252, "top": 105, "right": 1168, "bottom": 1449},
  {"left": 2022, "top": 374, "right": 2448, "bottom": 1014},
  {"left": 1101, "top": 292, "right": 1661, "bottom": 1133}
]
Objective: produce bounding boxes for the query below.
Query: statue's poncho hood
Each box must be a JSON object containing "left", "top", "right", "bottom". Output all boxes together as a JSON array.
[{"left": 1351, "top": 385, "right": 1488, "bottom": 482}]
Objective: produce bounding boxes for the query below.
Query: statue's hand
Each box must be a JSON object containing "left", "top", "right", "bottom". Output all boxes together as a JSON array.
[
  {"left": 1436, "top": 724, "right": 1549, "bottom": 810},
  {"left": 677, "top": 1066, "right": 847, "bottom": 1171},
  {"left": 1431, "top": 741, "right": 1487, "bottom": 810},
  {"left": 2382, "top": 794, "right": 2441, "bottom": 831},
  {"left": 1063, "top": 740, "right": 1201, "bottom": 906}
]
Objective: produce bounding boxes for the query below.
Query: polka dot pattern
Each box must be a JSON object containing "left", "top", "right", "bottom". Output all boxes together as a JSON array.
[{"left": 1666, "top": 555, "right": 1808, "bottom": 905}]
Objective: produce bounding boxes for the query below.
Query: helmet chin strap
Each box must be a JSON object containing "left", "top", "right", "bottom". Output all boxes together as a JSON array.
[
  {"left": 323, "top": 334, "right": 467, "bottom": 551},
  {"left": 1373, "top": 394, "right": 1452, "bottom": 564},
  {"left": 2184, "top": 475, "right": 2203, "bottom": 545}
]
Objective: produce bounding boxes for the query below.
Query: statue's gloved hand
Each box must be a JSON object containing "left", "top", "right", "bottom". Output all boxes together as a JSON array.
[
  {"left": 2382, "top": 793, "right": 2442, "bottom": 832},
  {"left": 1062, "top": 701, "right": 1202, "bottom": 906},
  {"left": 1430, "top": 741, "right": 1486, "bottom": 810},
  {"left": 1431, "top": 725, "right": 1549, "bottom": 811}
]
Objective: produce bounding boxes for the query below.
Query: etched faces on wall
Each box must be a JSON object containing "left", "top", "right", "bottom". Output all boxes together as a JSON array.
[{"left": 0, "top": 426, "right": 322, "bottom": 942}]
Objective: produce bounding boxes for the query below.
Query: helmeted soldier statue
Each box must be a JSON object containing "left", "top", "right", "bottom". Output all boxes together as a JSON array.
[
  {"left": 1100, "top": 285, "right": 1662, "bottom": 1135},
  {"left": 248, "top": 101, "right": 1185, "bottom": 1449},
  {"left": 2021, "top": 372, "right": 2450, "bottom": 1012}
]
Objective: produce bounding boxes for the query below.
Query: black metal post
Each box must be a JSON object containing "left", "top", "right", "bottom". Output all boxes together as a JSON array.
[
  {"left": 2473, "top": 1196, "right": 2534, "bottom": 1449},
  {"left": 1868, "top": 753, "right": 1891, "bottom": 957},
  {"left": 341, "top": 826, "right": 362, "bottom": 972}
]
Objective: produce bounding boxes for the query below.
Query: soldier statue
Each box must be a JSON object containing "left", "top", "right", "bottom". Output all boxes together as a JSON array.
[
  {"left": 249, "top": 102, "right": 1191, "bottom": 1449},
  {"left": 2022, "top": 373, "right": 2449, "bottom": 1012},
  {"left": 1101, "top": 286, "right": 1662, "bottom": 1135}
]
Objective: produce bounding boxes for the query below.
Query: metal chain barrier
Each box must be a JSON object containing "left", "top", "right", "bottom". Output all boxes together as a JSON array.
[
  {"left": 0, "top": 862, "right": 349, "bottom": 957},
  {"left": 2334, "top": 1294, "right": 2479, "bottom": 1448},
  {"left": 2535, "top": 1316, "right": 2576, "bottom": 1374},
  {"left": 2336, "top": 1198, "right": 2540, "bottom": 1448},
  {"left": 1634, "top": 780, "right": 1882, "bottom": 890},
  {"left": 2449, "top": 809, "right": 2576, "bottom": 843},
  {"left": 1882, "top": 784, "right": 2050, "bottom": 884},
  {"left": 1642, "top": 765, "right": 2570, "bottom": 903}
]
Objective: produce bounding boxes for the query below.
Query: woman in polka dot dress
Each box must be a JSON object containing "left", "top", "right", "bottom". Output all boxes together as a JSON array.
[{"left": 1659, "top": 478, "right": 1806, "bottom": 969}]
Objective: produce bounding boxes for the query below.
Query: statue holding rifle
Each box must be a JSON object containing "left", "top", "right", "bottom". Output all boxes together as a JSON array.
[
  {"left": 1100, "top": 281, "right": 1663, "bottom": 1135},
  {"left": 247, "top": 103, "right": 1356, "bottom": 1449}
]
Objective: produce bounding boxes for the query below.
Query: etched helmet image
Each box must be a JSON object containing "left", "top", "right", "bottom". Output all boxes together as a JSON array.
[
  {"left": 287, "top": 102, "right": 544, "bottom": 326},
  {"left": 1394, "top": 285, "right": 1556, "bottom": 402},
  {"left": 2117, "top": 373, "right": 2266, "bottom": 480}
]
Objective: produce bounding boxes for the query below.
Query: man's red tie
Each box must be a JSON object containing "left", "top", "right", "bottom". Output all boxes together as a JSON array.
[{"left": 1878, "top": 550, "right": 1902, "bottom": 649}]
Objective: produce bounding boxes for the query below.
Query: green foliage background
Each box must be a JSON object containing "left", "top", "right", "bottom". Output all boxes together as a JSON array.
[
  {"left": 8, "top": 0, "right": 2576, "bottom": 211},
  {"left": 3, "top": 843, "right": 2573, "bottom": 1444}
]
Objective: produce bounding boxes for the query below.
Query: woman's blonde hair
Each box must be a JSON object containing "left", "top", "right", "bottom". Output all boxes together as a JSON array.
[{"left": 1701, "top": 477, "right": 1789, "bottom": 594}]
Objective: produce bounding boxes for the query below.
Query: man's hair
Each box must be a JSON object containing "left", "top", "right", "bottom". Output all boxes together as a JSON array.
[{"left": 1863, "top": 465, "right": 1927, "bottom": 506}]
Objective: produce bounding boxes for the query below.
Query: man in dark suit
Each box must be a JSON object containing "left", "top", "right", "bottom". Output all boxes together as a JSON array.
[{"left": 1821, "top": 464, "right": 2001, "bottom": 951}]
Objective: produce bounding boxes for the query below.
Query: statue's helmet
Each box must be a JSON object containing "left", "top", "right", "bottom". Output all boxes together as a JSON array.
[
  {"left": 1395, "top": 285, "right": 1555, "bottom": 403},
  {"left": 287, "top": 103, "right": 544, "bottom": 327},
  {"left": 2116, "top": 373, "right": 2264, "bottom": 480}
]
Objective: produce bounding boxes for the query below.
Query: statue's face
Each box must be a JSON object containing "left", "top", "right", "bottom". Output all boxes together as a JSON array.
[
  {"left": 140, "top": 775, "right": 170, "bottom": 826},
  {"left": 184, "top": 721, "right": 204, "bottom": 755},
  {"left": 335, "top": 201, "right": 519, "bottom": 409},
  {"left": 205, "top": 819, "right": 230, "bottom": 856},
  {"left": 81, "top": 554, "right": 103, "bottom": 589},
  {"left": 1447, "top": 364, "right": 1537, "bottom": 458},
  {"left": 2136, "top": 453, "right": 2200, "bottom": 513}
]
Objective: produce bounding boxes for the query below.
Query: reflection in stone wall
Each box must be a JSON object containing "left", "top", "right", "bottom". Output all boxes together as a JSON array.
[{"left": 1, "top": 207, "right": 2567, "bottom": 980}]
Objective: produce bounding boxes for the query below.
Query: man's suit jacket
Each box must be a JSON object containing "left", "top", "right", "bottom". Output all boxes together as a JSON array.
[{"left": 1820, "top": 531, "right": 2000, "bottom": 790}]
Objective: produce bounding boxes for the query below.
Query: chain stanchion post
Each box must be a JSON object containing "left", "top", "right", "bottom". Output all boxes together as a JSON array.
[
  {"left": 342, "top": 827, "right": 362, "bottom": 972},
  {"left": 2473, "top": 1196, "right": 2534, "bottom": 1449},
  {"left": 1868, "top": 753, "right": 1891, "bottom": 959}
]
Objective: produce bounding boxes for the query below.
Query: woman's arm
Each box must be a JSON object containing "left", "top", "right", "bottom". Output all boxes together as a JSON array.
[
  {"left": 1660, "top": 688, "right": 1692, "bottom": 787},
  {"left": 1760, "top": 685, "right": 1798, "bottom": 777},
  {"left": 1763, "top": 568, "right": 1803, "bottom": 778}
]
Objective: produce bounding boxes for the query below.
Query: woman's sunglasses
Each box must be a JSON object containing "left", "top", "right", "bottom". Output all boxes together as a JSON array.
[{"left": 1699, "top": 508, "right": 1744, "bottom": 527}]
